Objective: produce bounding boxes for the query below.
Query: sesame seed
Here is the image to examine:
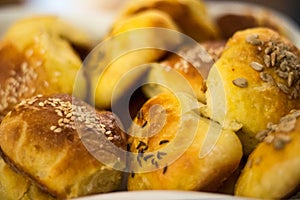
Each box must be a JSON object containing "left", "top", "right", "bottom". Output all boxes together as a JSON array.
[
  {"left": 54, "top": 128, "right": 62, "bottom": 133},
  {"left": 107, "top": 136, "right": 114, "bottom": 141},
  {"left": 50, "top": 126, "right": 57, "bottom": 131},
  {"left": 105, "top": 130, "right": 112, "bottom": 135}
]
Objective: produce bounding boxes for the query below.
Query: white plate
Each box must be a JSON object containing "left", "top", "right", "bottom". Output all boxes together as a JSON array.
[
  {"left": 73, "top": 190, "right": 248, "bottom": 200},
  {"left": 0, "top": 1, "right": 298, "bottom": 200}
]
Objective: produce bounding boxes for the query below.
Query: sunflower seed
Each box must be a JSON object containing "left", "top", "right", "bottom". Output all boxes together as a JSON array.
[
  {"left": 250, "top": 62, "right": 264, "bottom": 72},
  {"left": 260, "top": 72, "right": 273, "bottom": 82},
  {"left": 246, "top": 34, "right": 262, "bottom": 46},
  {"left": 232, "top": 78, "right": 248, "bottom": 88},
  {"left": 277, "top": 82, "right": 290, "bottom": 94},
  {"left": 264, "top": 55, "right": 271, "bottom": 67}
]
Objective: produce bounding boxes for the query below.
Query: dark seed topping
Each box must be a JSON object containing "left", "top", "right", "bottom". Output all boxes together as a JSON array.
[
  {"left": 143, "top": 154, "right": 154, "bottom": 162},
  {"left": 159, "top": 140, "right": 170, "bottom": 145},
  {"left": 151, "top": 158, "right": 159, "bottom": 168},
  {"left": 136, "top": 141, "right": 147, "bottom": 150},
  {"left": 157, "top": 151, "right": 167, "bottom": 160},
  {"left": 137, "top": 153, "right": 143, "bottom": 167},
  {"left": 163, "top": 165, "right": 168, "bottom": 174},
  {"left": 131, "top": 171, "right": 135, "bottom": 178},
  {"left": 141, "top": 121, "right": 148, "bottom": 128}
]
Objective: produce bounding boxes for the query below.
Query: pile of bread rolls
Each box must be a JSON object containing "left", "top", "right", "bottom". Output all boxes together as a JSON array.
[{"left": 0, "top": 0, "right": 299, "bottom": 199}]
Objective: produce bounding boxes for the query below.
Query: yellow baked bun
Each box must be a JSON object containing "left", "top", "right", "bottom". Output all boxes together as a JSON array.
[
  {"left": 142, "top": 41, "right": 225, "bottom": 103},
  {"left": 118, "top": 0, "right": 219, "bottom": 42},
  {"left": 0, "top": 94, "right": 126, "bottom": 199},
  {"left": 0, "top": 16, "right": 92, "bottom": 121},
  {"left": 85, "top": 10, "right": 180, "bottom": 109},
  {"left": 235, "top": 110, "right": 300, "bottom": 199},
  {"left": 205, "top": 28, "right": 300, "bottom": 155},
  {"left": 127, "top": 92, "right": 242, "bottom": 191},
  {"left": 0, "top": 158, "right": 54, "bottom": 200}
]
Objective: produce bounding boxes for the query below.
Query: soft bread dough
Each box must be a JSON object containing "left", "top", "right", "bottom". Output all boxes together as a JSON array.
[
  {"left": 205, "top": 28, "right": 300, "bottom": 155},
  {"left": 127, "top": 92, "right": 242, "bottom": 191},
  {"left": 0, "top": 16, "right": 92, "bottom": 121},
  {"left": 0, "top": 94, "right": 127, "bottom": 199},
  {"left": 235, "top": 110, "right": 300, "bottom": 199}
]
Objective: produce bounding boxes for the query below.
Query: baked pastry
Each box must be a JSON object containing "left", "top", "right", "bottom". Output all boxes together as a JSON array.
[
  {"left": 142, "top": 41, "right": 225, "bottom": 103},
  {"left": 205, "top": 28, "right": 300, "bottom": 155},
  {"left": 0, "top": 158, "right": 54, "bottom": 200},
  {"left": 235, "top": 110, "right": 300, "bottom": 199},
  {"left": 0, "top": 16, "right": 92, "bottom": 121},
  {"left": 0, "top": 94, "right": 127, "bottom": 199},
  {"left": 117, "top": 0, "right": 219, "bottom": 42},
  {"left": 86, "top": 10, "right": 181, "bottom": 109},
  {"left": 127, "top": 92, "right": 242, "bottom": 191}
]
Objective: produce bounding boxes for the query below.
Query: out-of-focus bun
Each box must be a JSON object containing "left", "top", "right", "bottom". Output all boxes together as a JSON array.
[
  {"left": 0, "top": 94, "right": 126, "bottom": 199},
  {"left": 118, "top": 0, "right": 219, "bottom": 42},
  {"left": 0, "top": 16, "right": 92, "bottom": 121},
  {"left": 87, "top": 10, "right": 181, "bottom": 109}
]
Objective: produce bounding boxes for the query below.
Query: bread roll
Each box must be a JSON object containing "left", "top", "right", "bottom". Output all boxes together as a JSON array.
[
  {"left": 0, "top": 16, "right": 92, "bottom": 121},
  {"left": 0, "top": 94, "right": 126, "bottom": 199},
  {"left": 0, "top": 158, "right": 54, "bottom": 200},
  {"left": 205, "top": 28, "right": 300, "bottom": 155},
  {"left": 127, "top": 92, "right": 242, "bottom": 191},
  {"left": 235, "top": 110, "right": 300, "bottom": 199},
  {"left": 142, "top": 41, "right": 225, "bottom": 103},
  {"left": 118, "top": 0, "right": 219, "bottom": 42},
  {"left": 85, "top": 10, "right": 181, "bottom": 109}
]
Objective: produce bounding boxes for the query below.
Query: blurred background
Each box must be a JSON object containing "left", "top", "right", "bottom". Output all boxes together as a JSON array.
[
  {"left": 207, "top": 0, "right": 300, "bottom": 26},
  {"left": 0, "top": 0, "right": 299, "bottom": 40},
  {"left": 0, "top": 0, "right": 299, "bottom": 26}
]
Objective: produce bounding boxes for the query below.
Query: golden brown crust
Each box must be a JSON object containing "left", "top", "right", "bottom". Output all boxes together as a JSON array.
[
  {"left": 235, "top": 110, "right": 300, "bottom": 199},
  {"left": 143, "top": 41, "right": 225, "bottom": 103},
  {"left": 0, "top": 157, "right": 55, "bottom": 200},
  {"left": 205, "top": 28, "right": 300, "bottom": 155},
  {"left": 0, "top": 16, "right": 92, "bottom": 122},
  {"left": 127, "top": 92, "right": 242, "bottom": 191},
  {"left": 0, "top": 94, "right": 126, "bottom": 199},
  {"left": 90, "top": 10, "right": 180, "bottom": 109}
]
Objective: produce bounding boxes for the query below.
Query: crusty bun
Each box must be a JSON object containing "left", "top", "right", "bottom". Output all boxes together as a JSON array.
[
  {"left": 0, "top": 94, "right": 126, "bottom": 199},
  {"left": 118, "top": 0, "right": 219, "bottom": 42},
  {"left": 127, "top": 92, "right": 242, "bottom": 191},
  {"left": 0, "top": 16, "right": 92, "bottom": 121},
  {"left": 0, "top": 158, "right": 54, "bottom": 200},
  {"left": 142, "top": 41, "right": 225, "bottom": 103},
  {"left": 87, "top": 10, "right": 181, "bottom": 109},
  {"left": 235, "top": 110, "right": 300, "bottom": 199},
  {"left": 205, "top": 28, "right": 300, "bottom": 155}
]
